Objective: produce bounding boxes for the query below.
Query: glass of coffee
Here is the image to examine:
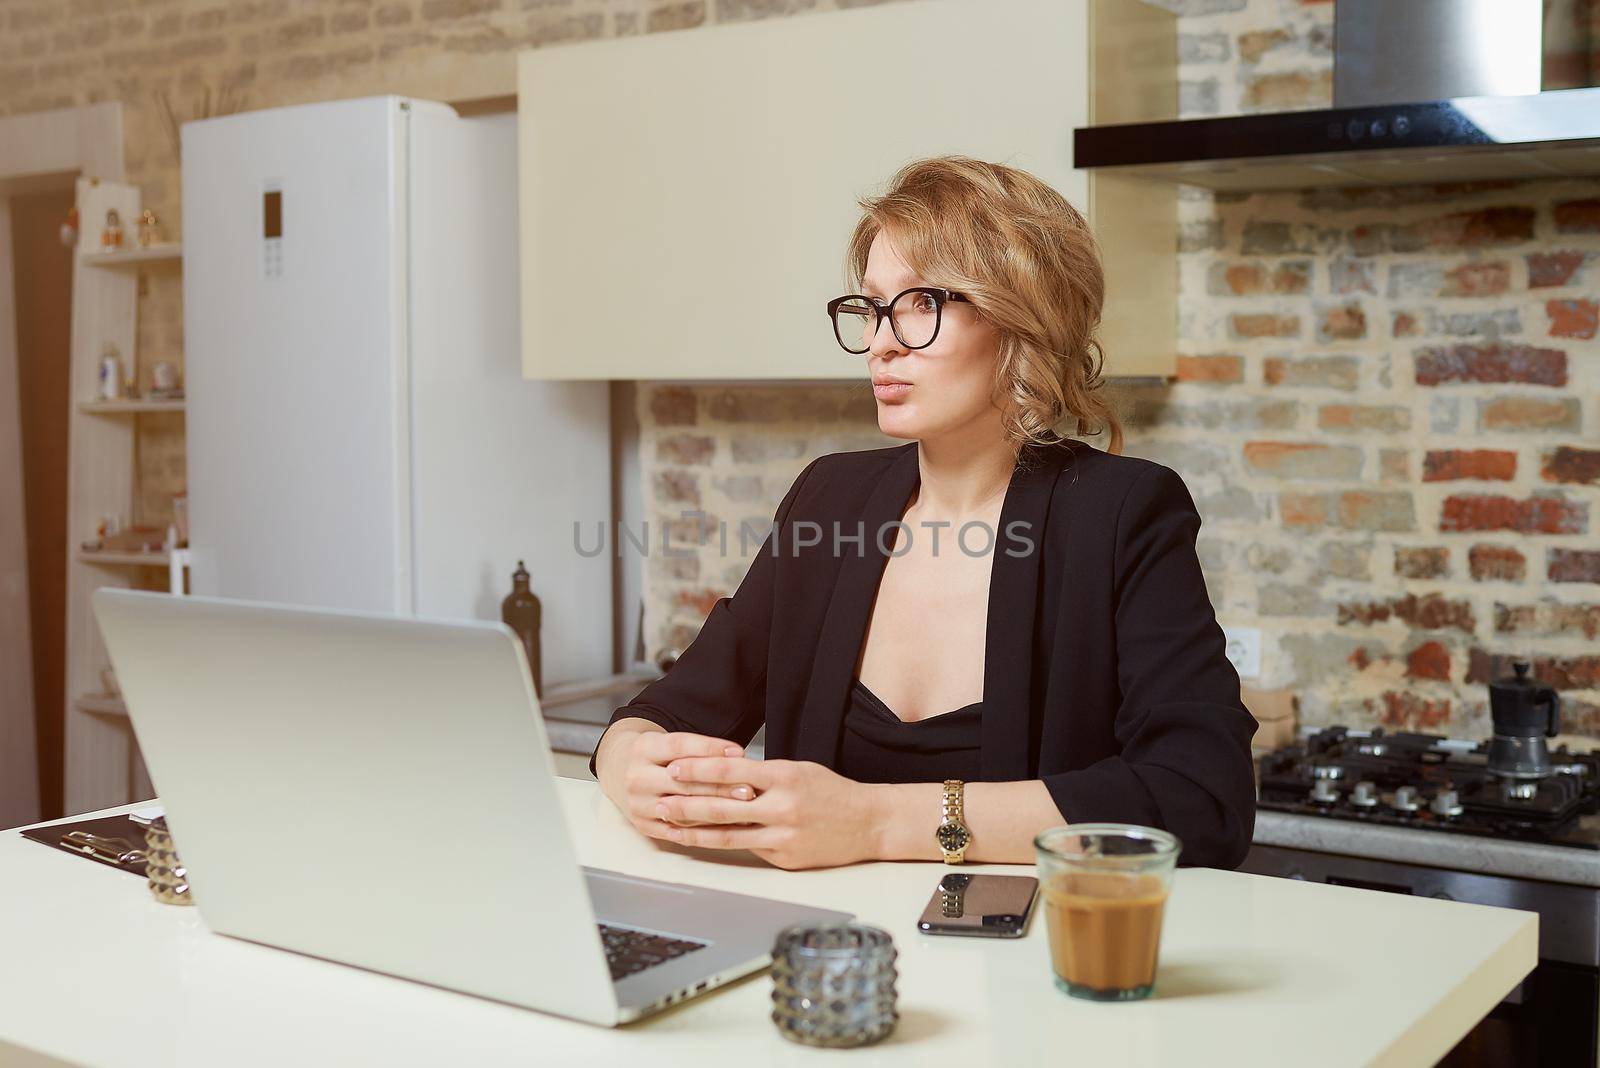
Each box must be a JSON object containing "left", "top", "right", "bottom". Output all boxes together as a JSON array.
[{"left": 1034, "top": 823, "right": 1182, "bottom": 1001}]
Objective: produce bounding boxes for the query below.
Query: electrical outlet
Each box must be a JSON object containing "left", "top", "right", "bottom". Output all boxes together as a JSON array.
[{"left": 1222, "top": 626, "right": 1261, "bottom": 680}]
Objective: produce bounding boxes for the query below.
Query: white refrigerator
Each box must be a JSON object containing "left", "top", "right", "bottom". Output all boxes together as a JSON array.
[{"left": 181, "top": 96, "right": 613, "bottom": 686}]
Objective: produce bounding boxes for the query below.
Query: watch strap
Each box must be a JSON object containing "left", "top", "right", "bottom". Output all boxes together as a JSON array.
[
  {"left": 941, "top": 779, "right": 965, "bottom": 827},
  {"left": 939, "top": 779, "right": 969, "bottom": 863}
]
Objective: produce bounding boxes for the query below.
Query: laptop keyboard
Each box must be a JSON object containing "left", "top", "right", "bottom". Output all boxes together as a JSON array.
[{"left": 598, "top": 923, "right": 708, "bottom": 982}]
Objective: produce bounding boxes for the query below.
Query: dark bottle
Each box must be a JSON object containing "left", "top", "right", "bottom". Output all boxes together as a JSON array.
[{"left": 501, "top": 559, "right": 543, "bottom": 697}]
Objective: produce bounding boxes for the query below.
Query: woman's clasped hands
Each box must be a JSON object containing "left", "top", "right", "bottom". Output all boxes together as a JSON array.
[{"left": 599, "top": 727, "right": 881, "bottom": 870}]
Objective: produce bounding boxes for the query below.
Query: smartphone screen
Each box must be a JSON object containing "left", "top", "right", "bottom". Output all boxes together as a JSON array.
[{"left": 917, "top": 873, "right": 1039, "bottom": 938}]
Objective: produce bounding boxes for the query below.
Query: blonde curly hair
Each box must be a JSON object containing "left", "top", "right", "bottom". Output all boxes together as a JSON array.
[{"left": 845, "top": 155, "right": 1123, "bottom": 458}]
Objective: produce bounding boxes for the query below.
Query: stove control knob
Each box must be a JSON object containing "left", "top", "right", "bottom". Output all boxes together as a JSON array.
[
  {"left": 1504, "top": 780, "right": 1540, "bottom": 801},
  {"left": 1430, "top": 789, "right": 1463, "bottom": 818},
  {"left": 1391, "top": 785, "right": 1421, "bottom": 812},
  {"left": 1310, "top": 778, "right": 1341, "bottom": 805},
  {"left": 1350, "top": 780, "right": 1380, "bottom": 808}
]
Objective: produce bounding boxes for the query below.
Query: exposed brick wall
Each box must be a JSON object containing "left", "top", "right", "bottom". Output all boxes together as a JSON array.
[
  {"left": 1137, "top": 163, "right": 1599, "bottom": 741},
  {"left": 638, "top": 384, "right": 899, "bottom": 656},
  {"left": 6, "top": 0, "right": 1596, "bottom": 741}
]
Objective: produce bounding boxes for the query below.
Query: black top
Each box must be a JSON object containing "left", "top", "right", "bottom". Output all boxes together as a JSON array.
[
  {"left": 592, "top": 439, "right": 1258, "bottom": 870},
  {"left": 836, "top": 678, "right": 983, "bottom": 784}
]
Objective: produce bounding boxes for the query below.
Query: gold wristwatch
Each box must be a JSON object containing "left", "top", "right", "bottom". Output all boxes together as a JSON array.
[{"left": 935, "top": 779, "right": 972, "bottom": 864}]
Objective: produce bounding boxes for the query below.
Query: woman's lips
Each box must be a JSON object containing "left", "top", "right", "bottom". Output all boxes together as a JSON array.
[{"left": 872, "top": 381, "right": 912, "bottom": 401}]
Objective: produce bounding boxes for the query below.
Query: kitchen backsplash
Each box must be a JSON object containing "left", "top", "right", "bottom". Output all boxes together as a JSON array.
[{"left": 5, "top": 0, "right": 1594, "bottom": 738}]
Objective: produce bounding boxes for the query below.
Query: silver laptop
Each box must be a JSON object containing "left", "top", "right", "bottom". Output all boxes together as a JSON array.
[{"left": 92, "top": 589, "right": 851, "bottom": 1026}]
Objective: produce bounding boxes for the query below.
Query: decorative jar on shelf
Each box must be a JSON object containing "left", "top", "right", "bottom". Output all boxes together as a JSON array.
[
  {"left": 137, "top": 208, "right": 162, "bottom": 248},
  {"left": 101, "top": 208, "right": 124, "bottom": 251}
]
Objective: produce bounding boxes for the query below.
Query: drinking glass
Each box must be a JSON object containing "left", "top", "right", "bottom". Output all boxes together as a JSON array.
[{"left": 1034, "top": 823, "right": 1181, "bottom": 1001}]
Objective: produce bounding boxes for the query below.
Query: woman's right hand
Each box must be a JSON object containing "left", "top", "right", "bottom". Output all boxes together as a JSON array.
[{"left": 595, "top": 720, "right": 754, "bottom": 841}]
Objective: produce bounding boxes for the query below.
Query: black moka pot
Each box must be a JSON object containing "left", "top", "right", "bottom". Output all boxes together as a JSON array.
[{"left": 1486, "top": 659, "right": 1562, "bottom": 781}]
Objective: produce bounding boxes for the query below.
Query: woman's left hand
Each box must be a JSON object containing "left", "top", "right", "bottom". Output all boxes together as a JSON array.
[{"left": 652, "top": 757, "right": 880, "bottom": 870}]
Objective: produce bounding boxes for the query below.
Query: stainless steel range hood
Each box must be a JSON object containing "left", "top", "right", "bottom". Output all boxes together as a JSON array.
[{"left": 1075, "top": 0, "right": 1600, "bottom": 190}]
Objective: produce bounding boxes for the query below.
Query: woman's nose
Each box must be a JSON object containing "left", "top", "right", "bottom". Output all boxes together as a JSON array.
[{"left": 867, "top": 312, "right": 905, "bottom": 359}]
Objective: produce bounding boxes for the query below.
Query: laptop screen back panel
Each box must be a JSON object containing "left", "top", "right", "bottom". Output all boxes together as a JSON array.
[{"left": 93, "top": 590, "right": 620, "bottom": 1025}]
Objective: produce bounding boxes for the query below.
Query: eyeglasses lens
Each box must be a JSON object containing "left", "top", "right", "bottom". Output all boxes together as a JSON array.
[
  {"left": 833, "top": 296, "right": 876, "bottom": 354},
  {"left": 890, "top": 289, "right": 939, "bottom": 348}
]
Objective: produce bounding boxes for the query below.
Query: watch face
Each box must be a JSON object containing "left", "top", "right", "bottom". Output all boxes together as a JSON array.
[{"left": 936, "top": 822, "right": 971, "bottom": 852}]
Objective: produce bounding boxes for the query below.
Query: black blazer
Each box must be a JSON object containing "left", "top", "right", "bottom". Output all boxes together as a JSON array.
[{"left": 594, "top": 439, "right": 1258, "bottom": 869}]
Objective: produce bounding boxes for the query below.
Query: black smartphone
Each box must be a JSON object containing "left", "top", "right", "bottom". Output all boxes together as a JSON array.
[{"left": 916, "top": 872, "right": 1039, "bottom": 938}]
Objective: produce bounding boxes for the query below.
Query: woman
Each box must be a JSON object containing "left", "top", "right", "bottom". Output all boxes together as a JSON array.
[{"left": 591, "top": 156, "right": 1256, "bottom": 870}]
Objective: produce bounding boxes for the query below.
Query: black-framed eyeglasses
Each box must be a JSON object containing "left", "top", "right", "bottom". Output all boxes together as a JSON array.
[{"left": 826, "top": 287, "right": 973, "bottom": 355}]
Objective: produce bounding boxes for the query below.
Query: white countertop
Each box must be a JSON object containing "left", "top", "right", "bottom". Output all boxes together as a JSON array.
[{"left": 1, "top": 780, "right": 1536, "bottom": 1068}]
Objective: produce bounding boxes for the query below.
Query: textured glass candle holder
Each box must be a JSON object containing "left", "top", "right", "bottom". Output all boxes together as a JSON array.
[
  {"left": 770, "top": 923, "right": 897, "bottom": 1047},
  {"left": 143, "top": 817, "right": 193, "bottom": 906}
]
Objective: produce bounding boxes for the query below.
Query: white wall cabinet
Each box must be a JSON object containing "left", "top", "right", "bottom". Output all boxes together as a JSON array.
[{"left": 516, "top": 0, "right": 1176, "bottom": 382}]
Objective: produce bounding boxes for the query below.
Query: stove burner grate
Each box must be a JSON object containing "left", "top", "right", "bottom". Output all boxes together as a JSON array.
[{"left": 1256, "top": 726, "right": 1600, "bottom": 847}]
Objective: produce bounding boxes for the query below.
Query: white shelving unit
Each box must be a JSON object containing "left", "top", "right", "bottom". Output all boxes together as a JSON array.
[
  {"left": 62, "top": 177, "right": 188, "bottom": 813},
  {"left": 79, "top": 242, "right": 182, "bottom": 269},
  {"left": 77, "top": 548, "right": 172, "bottom": 566},
  {"left": 77, "top": 547, "right": 191, "bottom": 593},
  {"left": 78, "top": 398, "right": 186, "bottom": 415},
  {"left": 71, "top": 693, "right": 128, "bottom": 719}
]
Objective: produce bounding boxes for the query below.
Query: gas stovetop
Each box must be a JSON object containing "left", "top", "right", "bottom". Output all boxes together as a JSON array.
[{"left": 1257, "top": 727, "right": 1600, "bottom": 849}]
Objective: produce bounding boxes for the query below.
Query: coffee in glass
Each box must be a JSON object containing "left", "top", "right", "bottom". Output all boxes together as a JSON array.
[{"left": 1034, "top": 824, "right": 1181, "bottom": 1001}]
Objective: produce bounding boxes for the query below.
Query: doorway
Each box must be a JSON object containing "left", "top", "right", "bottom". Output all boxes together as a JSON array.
[
  {"left": 12, "top": 188, "right": 74, "bottom": 820},
  {"left": 0, "top": 102, "right": 124, "bottom": 827}
]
